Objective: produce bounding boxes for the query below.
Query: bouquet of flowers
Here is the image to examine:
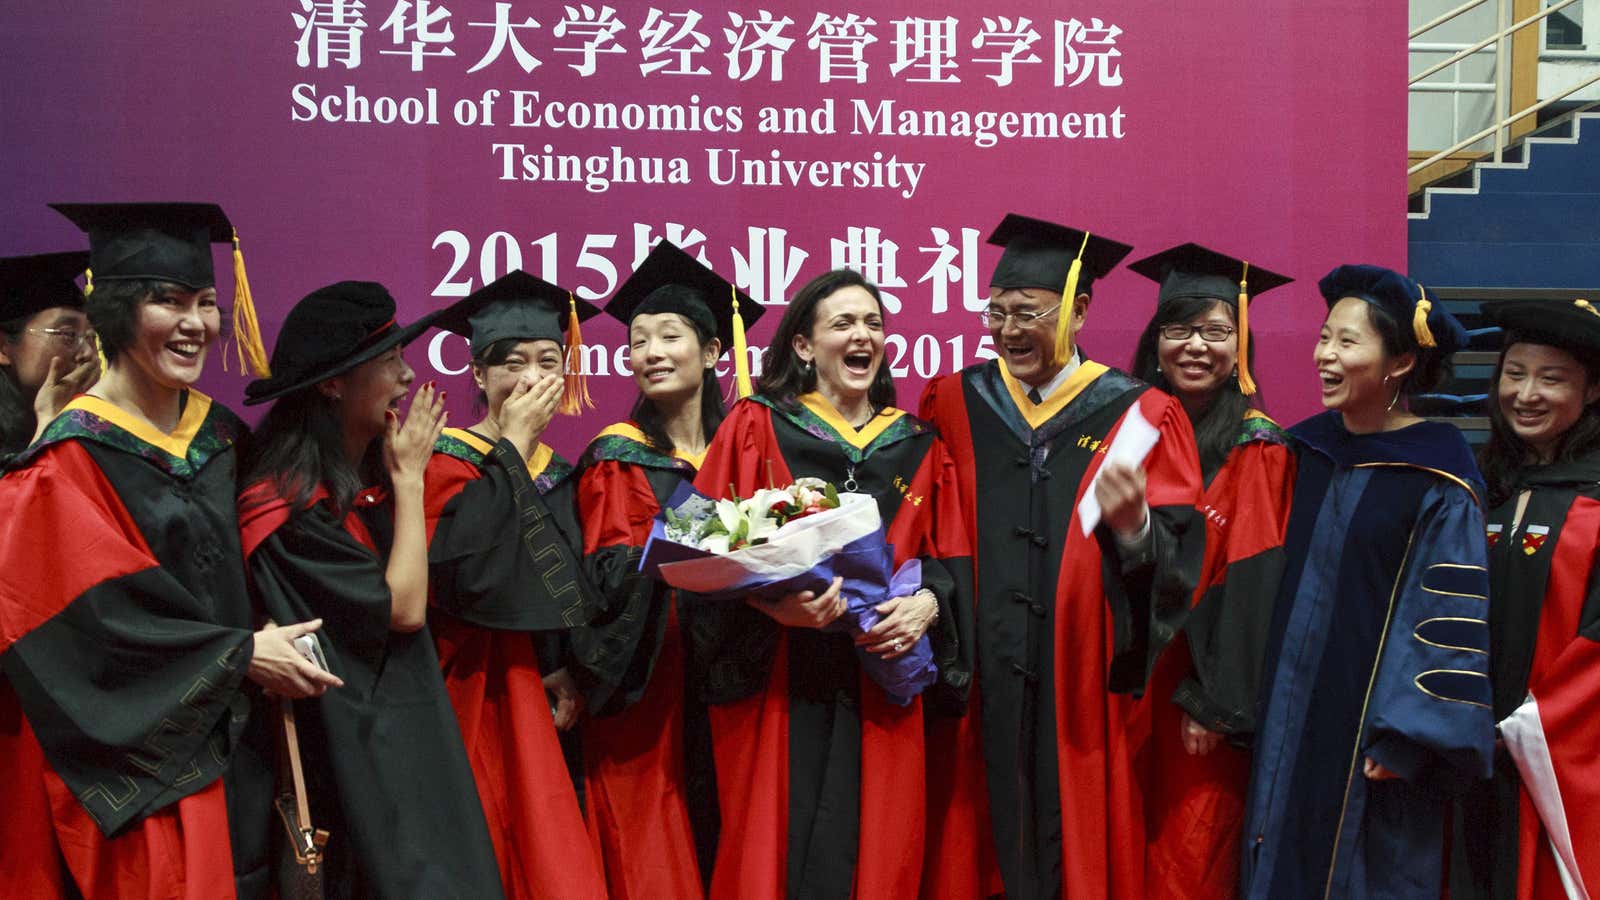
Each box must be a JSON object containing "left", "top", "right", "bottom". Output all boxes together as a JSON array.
[{"left": 640, "top": 478, "right": 937, "bottom": 706}]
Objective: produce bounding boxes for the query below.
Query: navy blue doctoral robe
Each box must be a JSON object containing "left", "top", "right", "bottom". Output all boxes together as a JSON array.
[{"left": 1241, "top": 412, "right": 1495, "bottom": 900}]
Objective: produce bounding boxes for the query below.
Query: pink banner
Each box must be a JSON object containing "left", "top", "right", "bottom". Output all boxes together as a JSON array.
[{"left": 1, "top": 2, "right": 1407, "bottom": 458}]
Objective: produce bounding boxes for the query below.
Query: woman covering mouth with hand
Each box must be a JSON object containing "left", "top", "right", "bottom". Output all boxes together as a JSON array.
[
  {"left": 1240, "top": 265, "right": 1494, "bottom": 900},
  {"left": 238, "top": 280, "right": 504, "bottom": 898},
  {"left": 0, "top": 251, "right": 99, "bottom": 455},
  {"left": 422, "top": 270, "right": 609, "bottom": 900},
  {"left": 1124, "top": 243, "right": 1297, "bottom": 900},
  {"left": 687, "top": 267, "right": 972, "bottom": 900},
  {"left": 1448, "top": 297, "right": 1600, "bottom": 899},
  {"left": 567, "top": 240, "right": 762, "bottom": 898}
]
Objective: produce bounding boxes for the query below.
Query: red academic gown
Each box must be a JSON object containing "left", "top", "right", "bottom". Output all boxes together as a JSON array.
[
  {"left": 0, "top": 393, "right": 265, "bottom": 900},
  {"left": 920, "top": 359, "right": 1205, "bottom": 900},
  {"left": 690, "top": 393, "right": 973, "bottom": 900},
  {"left": 571, "top": 422, "right": 713, "bottom": 899},
  {"left": 422, "top": 427, "right": 607, "bottom": 900},
  {"left": 1454, "top": 453, "right": 1600, "bottom": 900},
  {"left": 1143, "top": 412, "right": 1294, "bottom": 900}
]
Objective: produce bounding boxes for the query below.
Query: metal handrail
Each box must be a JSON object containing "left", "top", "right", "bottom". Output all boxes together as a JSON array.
[
  {"left": 1410, "top": 0, "right": 1490, "bottom": 40},
  {"left": 1409, "top": 0, "right": 1580, "bottom": 85},
  {"left": 1408, "top": 70, "right": 1600, "bottom": 174}
]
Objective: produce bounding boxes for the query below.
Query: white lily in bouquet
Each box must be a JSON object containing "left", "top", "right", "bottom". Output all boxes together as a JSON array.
[{"left": 641, "top": 476, "right": 937, "bottom": 706}]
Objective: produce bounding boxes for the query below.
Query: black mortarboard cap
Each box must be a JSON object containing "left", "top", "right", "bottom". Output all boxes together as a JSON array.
[
  {"left": 986, "top": 214, "right": 1134, "bottom": 293},
  {"left": 435, "top": 270, "right": 601, "bottom": 357},
  {"left": 49, "top": 202, "right": 233, "bottom": 289},
  {"left": 1318, "top": 264, "right": 1468, "bottom": 355},
  {"left": 51, "top": 201, "right": 272, "bottom": 376},
  {"left": 244, "top": 280, "right": 438, "bottom": 405},
  {"left": 1126, "top": 243, "right": 1293, "bottom": 306},
  {"left": 607, "top": 241, "right": 766, "bottom": 397},
  {"left": 434, "top": 270, "right": 602, "bottom": 414},
  {"left": 1128, "top": 243, "right": 1293, "bottom": 396},
  {"left": 1481, "top": 297, "right": 1600, "bottom": 357},
  {"left": 0, "top": 251, "right": 89, "bottom": 324}
]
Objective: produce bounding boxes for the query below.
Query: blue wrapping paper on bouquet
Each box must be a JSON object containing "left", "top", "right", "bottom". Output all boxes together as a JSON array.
[{"left": 639, "top": 482, "right": 937, "bottom": 705}]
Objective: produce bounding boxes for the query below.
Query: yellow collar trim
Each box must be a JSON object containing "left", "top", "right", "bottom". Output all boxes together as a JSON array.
[
  {"left": 67, "top": 391, "right": 212, "bottom": 459},
  {"left": 1243, "top": 408, "right": 1276, "bottom": 424},
  {"left": 595, "top": 421, "right": 705, "bottom": 468},
  {"left": 998, "top": 359, "right": 1109, "bottom": 430},
  {"left": 444, "top": 427, "right": 495, "bottom": 456},
  {"left": 1352, "top": 462, "right": 1482, "bottom": 508},
  {"left": 527, "top": 443, "right": 554, "bottom": 480},
  {"left": 799, "top": 392, "right": 906, "bottom": 450}
]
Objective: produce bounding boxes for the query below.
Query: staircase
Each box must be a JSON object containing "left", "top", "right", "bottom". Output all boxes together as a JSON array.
[
  {"left": 1410, "top": 110, "right": 1600, "bottom": 288},
  {"left": 1407, "top": 110, "right": 1600, "bottom": 444}
]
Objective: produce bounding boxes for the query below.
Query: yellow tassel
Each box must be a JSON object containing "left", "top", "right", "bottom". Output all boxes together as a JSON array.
[
  {"left": 91, "top": 329, "right": 108, "bottom": 375},
  {"left": 559, "top": 292, "right": 594, "bottom": 416},
  {"left": 1575, "top": 298, "right": 1600, "bottom": 318},
  {"left": 1412, "top": 285, "right": 1437, "bottom": 349},
  {"left": 1054, "top": 232, "right": 1089, "bottom": 365},
  {"left": 1235, "top": 261, "right": 1257, "bottom": 397},
  {"left": 730, "top": 284, "right": 753, "bottom": 399},
  {"left": 83, "top": 267, "right": 94, "bottom": 297},
  {"left": 231, "top": 229, "right": 272, "bottom": 377}
]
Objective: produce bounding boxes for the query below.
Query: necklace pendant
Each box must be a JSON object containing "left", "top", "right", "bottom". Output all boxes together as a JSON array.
[{"left": 843, "top": 466, "right": 859, "bottom": 493}]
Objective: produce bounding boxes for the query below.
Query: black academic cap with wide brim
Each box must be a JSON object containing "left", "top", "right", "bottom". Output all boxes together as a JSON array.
[
  {"left": 434, "top": 270, "right": 602, "bottom": 358},
  {"left": 1318, "top": 264, "right": 1469, "bottom": 355},
  {"left": 0, "top": 251, "right": 89, "bottom": 324},
  {"left": 986, "top": 214, "right": 1134, "bottom": 293},
  {"left": 606, "top": 240, "right": 764, "bottom": 351},
  {"left": 50, "top": 202, "right": 233, "bottom": 290},
  {"left": 1126, "top": 242, "right": 1293, "bottom": 306},
  {"left": 244, "top": 280, "right": 439, "bottom": 405},
  {"left": 1481, "top": 297, "right": 1600, "bottom": 357}
]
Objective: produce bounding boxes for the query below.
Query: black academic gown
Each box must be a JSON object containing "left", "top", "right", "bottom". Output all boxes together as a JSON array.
[
  {"left": 240, "top": 480, "right": 504, "bottom": 900},
  {"left": 0, "top": 392, "right": 271, "bottom": 899},
  {"left": 1450, "top": 452, "right": 1600, "bottom": 900}
]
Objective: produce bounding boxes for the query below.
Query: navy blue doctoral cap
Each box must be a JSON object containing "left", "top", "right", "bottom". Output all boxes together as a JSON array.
[{"left": 1318, "top": 264, "right": 1468, "bottom": 355}]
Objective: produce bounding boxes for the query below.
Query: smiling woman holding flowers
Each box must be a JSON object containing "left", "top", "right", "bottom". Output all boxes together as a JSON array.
[{"left": 688, "top": 267, "right": 973, "bottom": 900}]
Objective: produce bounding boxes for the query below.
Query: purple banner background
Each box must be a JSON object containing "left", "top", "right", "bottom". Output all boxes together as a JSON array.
[{"left": 2, "top": 2, "right": 1406, "bottom": 459}]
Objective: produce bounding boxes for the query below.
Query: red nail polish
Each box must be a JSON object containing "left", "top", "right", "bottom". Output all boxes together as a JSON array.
[{"left": 439, "top": 390, "right": 448, "bottom": 402}]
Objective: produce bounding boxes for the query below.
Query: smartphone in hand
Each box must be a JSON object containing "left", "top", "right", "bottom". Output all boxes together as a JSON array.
[{"left": 292, "top": 633, "right": 330, "bottom": 672}]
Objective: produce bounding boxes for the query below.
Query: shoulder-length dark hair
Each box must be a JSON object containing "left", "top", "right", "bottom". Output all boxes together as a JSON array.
[
  {"left": 756, "top": 268, "right": 896, "bottom": 413},
  {"left": 626, "top": 312, "right": 727, "bottom": 452},
  {"left": 1130, "top": 296, "right": 1258, "bottom": 479},
  {"left": 1478, "top": 338, "right": 1600, "bottom": 506},
  {"left": 239, "top": 387, "right": 379, "bottom": 515}
]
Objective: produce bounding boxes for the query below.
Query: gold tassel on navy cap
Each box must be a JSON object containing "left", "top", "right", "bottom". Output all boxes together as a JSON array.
[
  {"left": 83, "top": 267, "right": 110, "bottom": 375},
  {"left": 1235, "top": 261, "right": 1258, "bottom": 397},
  {"left": 730, "top": 284, "right": 753, "bottom": 399},
  {"left": 1054, "top": 232, "right": 1089, "bottom": 365},
  {"left": 231, "top": 229, "right": 272, "bottom": 377},
  {"left": 559, "top": 292, "right": 594, "bottom": 416},
  {"left": 1412, "top": 284, "right": 1437, "bottom": 349}
]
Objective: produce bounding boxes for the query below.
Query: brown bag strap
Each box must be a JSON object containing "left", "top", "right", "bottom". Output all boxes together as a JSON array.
[{"left": 281, "top": 695, "right": 313, "bottom": 831}]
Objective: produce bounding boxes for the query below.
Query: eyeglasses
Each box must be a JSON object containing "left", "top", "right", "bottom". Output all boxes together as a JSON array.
[
  {"left": 1159, "top": 323, "right": 1236, "bottom": 343},
  {"left": 25, "top": 327, "right": 92, "bottom": 349},
  {"left": 980, "top": 303, "right": 1061, "bottom": 330}
]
